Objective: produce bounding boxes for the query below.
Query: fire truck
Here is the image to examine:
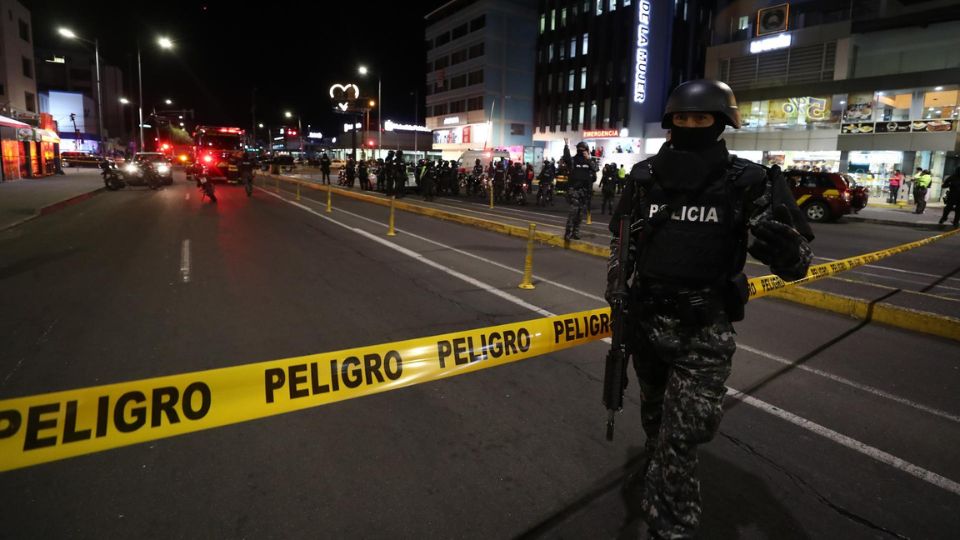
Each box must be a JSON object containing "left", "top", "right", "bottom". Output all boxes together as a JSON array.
[{"left": 188, "top": 126, "right": 245, "bottom": 182}]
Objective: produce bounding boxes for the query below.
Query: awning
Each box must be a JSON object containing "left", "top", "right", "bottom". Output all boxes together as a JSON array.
[
  {"left": 38, "top": 129, "right": 60, "bottom": 143},
  {"left": 0, "top": 114, "right": 30, "bottom": 129}
]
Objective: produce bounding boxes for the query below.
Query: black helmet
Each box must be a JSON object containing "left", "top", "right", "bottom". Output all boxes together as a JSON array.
[
  {"left": 575, "top": 141, "right": 589, "bottom": 151},
  {"left": 661, "top": 79, "right": 741, "bottom": 129}
]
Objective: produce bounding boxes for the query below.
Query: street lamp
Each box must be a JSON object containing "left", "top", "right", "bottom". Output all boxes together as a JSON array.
[
  {"left": 59, "top": 27, "right": 104, "bottom": 154},
  {"left": 284, "top": 111, "right": 302, "bottom": 151},
  {"left": 164, "top": 99, "right": 173, "bottom": 105},
  {"left": 119, "top": 97, "right": 130, "bottom": 104},
  {"left": 358, "top": 64, "right": 382, "bottom": 157},
  {"left": 136, "top": 36, "right": 175, "bottom": 152}
]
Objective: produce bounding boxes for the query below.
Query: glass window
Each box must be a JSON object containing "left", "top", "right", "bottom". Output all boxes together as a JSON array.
[
  {"left": 579, "top": 101, "right": 585, "bottom": 125},
  {"left": 876, "top": 91, "right": 911, "bottom": 121},
  {"left": 570, "top": 38, "right": 577, "bottom": 58},
  {"left": 539, "top": 14, "right": 545, "bottom": 34},
  {"left": 468, "top": 70, "right": 484, "bottom": 85},
  {"left": 471, "top": 15, "right": 485, "bottom": 31},
  {"left": 567, "top": 104, "right": 573, "bottom": 125},
  {"left": 551, "top": 9, "right": 556, "bottom": 30},
  {"left": 624, "top": 0, "right": 631, "bottom": 5},
  {"left": 582, "top": 33, "right": 589, "bottom": 55},
  {"left": 452, "top": 24, "right": 468, "bottom": 40},
  {"left": 451, "top": 50, "right": 467, "bottom": 64},
  {"left": 609, "top": 0, "right": 617, "bottom": 11},
  {"left": 18, "top": 19, "right": 29, "bottom": 42},
  {"left": 22, "top": 57, "right": 32, "bottom": 78},
  {"left": 561, "top": 8, "right": 567, "bottom": 27},
  {"left": 922, "top": 88, "right": 958, "bottom": 120},
  {"left": 434, "top": 57, "right": 449, "bottom": 70},
  {"left": 469, "top": 43, "right": 484, "bottom": 59},
  {"left": 468, "top": 97, "right": 484, "bottom": 111},
  {"left": 435, "top": 32, "right": 450, "bottom": 46},
  {"left": 580, "top": 67, "right": 587, "bottom": 89},
  {"left": 560, "top": 41, "right": 566, "bottom": 60},
  {"left": 737, "top": 16, "right": 749, "bottom": 30},
  {"left": 596, "top": 0, "right": 604, "bottom": 16},
  {"left": 843, "top": 93, "right": 875, "bottom": 122},
  {"left": 569, "top": 70, "right": 575, "bottom": 91},
  {"left": 547, "top": 75, "right": 552, "bottom": 92},
  {"left": 548, "top": 44, "right": 554, "bottom": 62},
  {"left": 590, "top": 101, "right": 598, "bottom": 126}
]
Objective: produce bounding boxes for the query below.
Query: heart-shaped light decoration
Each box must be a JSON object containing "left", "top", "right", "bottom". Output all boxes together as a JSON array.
[{"left": 329, "top": 83, "right": 360, "bottom": 111}]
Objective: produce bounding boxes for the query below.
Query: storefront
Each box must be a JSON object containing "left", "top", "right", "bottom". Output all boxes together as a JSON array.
[{"left": 0, "top": 114, "right": 30, "bottom": 181}]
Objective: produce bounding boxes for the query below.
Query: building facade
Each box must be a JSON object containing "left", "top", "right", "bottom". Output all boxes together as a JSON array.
[
  {"left": 0, "top": 0, "right": 38, "bottom": 118},
  {"left": 532, "top": 0, "right": 716, "bottom": 168},
  {"left": 425, "top": 0, "right": 538, "bottom": 162},
  {"left": 707, "top": 0, "right": 960, "bottom": 199}
]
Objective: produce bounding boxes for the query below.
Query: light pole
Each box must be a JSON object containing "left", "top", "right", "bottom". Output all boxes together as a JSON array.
[
  {"left": 358, "top": 65, "right": 381, "bottom": 158},
  {"left": 285, "top": 111, "right": 302, "bottom": 152},
  {"left": 137, "top": 36, "right": 175, "bottom": 153},
  {"left": 58, "top": 28, "right": 104, "bottom": 154}
]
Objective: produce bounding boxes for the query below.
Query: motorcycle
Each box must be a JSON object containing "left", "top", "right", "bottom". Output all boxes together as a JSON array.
[
  {"left": 102, "top": 159, "right": 163, "bottom": 191},
  {"left": 195, "top": 166, "right": 217, "bottom": 202},
  {"left": 509, "top": 181, "right": 528, "bottom": 205}
]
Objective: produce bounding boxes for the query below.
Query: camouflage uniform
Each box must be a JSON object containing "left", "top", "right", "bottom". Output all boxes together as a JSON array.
[{"left": 565, "top": 186, "right": 590, "bottom": 239}]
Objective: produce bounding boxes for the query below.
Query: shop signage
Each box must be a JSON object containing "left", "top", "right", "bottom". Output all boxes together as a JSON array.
[
  {"left": 433, "top": 123, "right": 488, "bottom": 146},
  {"left": 582, "top": 129, "right": 620, "bottom": 138},
  {"left": 841, "top": 123, "right": 875, "bottom": 134},
  {"left": 443, "top": 116, "right": 461, "bottom": 126},
  {"left": 874, "top": 121, "right": 911, "bottom": 133},
  {"left": 841, "top": 119, "right": 957, "bottom": 135},
  {"left": 16, "top": 127, "right": 33, "bottom": 141},
  {"left": 633, "top": 0, "right": 651, "bottom": 104},
  {"left": 756, "top": 4, "right": 789, "bottom": 36},
  {"left": 384, "top": 120, "right": 430, "bottom": 132},
  {"left": 750, "top": 33, "right": 791, "bottom": 53}
]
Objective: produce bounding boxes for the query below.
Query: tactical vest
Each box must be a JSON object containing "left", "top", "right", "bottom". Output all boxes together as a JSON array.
[{"left": 632, "top": 158, "right": 763, "bottom": 285}]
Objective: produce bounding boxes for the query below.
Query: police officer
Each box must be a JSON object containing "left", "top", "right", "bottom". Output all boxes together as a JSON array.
[
  {"left": 564, "top": 141, "right": 598, "bottom": 240},
  {"left": 606, "top": 79, "right": 813, "bottom": 540},
  {"left": 939, "top": 166, "right": 960, "bottom": 227},
  {"left": 537, "top": 159, "right": 556, "bottom": 206}
]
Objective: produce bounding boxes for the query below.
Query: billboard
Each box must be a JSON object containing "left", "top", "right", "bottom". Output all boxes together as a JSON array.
[
  {"left": 45, "top": 91, "right": 86, "bottom": 134},
  {"left": 628, "top": 0, "right": 674, "bottom": 137}
]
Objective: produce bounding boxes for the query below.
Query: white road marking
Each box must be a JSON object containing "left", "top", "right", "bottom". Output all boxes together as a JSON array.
[
  {"left": 737, "top": 344, "right": 960, "bottom": 424},
  {"left": 323, "top": 203, "right": 608, "bottom": 303},
  {"left": 814, "top": 256, "right": 960, "bottom": 284},
  {"left": 727, "top": 388, "right": 960, "bottom": 496},
  {"left": 842, "top": 269, "right": 960, "bottom": 293},
  {"left": 263, "top": 185, "right": 958, "bottom": 495},
  {"left": 180, "top": 239, "right": 191, "bottom": 283}
]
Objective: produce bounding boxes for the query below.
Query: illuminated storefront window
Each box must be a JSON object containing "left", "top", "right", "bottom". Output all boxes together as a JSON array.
[
  {"left": 922, "top": 88, "right": 958, "bottom": 120},
  {"left": 740, "top": 96, "right": 837, "bottom": 130}
]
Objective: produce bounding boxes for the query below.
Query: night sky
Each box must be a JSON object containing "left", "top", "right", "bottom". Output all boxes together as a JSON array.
[{"left": 26, "top": 0, "right": 447, "bottom": 134}]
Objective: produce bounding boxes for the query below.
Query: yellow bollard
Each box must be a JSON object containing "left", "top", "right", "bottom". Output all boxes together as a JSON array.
[
  {"left": 326, "top": 187, "right": 332, "bottom": 213},
  {"left": 296, "top": 182, "right": 301, "bottom": 201},
  {"left": 586, "top": 207, "right": 592, "bottom": 225},
  {"left": 489, "top": 182, "right": 494, "bottom": 209},
  {"left": 387, "top": 196, "right": 397, "bottom": 237},
  {"left": 518, "top": 223, "right": 536, "bottom": 290}
]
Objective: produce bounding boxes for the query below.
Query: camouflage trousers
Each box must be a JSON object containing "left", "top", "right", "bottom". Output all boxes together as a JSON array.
[
  {"left": 565, "top": 187, "right": 590, "bottom": 238},
  {"left": 631, "top": 302, "right": 737, "bottom": 539}
]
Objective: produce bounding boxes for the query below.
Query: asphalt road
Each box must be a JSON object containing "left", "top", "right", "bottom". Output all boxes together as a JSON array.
[{"left": 1, "top": 171, "right": 958, "bottom": 539}]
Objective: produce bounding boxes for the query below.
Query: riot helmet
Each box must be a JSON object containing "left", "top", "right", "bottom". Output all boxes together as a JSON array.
[{"left": 661, "top": 79, "right": 741, "bottom": 129}]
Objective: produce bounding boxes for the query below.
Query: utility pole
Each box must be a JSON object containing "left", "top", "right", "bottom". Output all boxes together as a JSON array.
[{"left": 251, "top": 88, "right": 257, "bottom": 148}]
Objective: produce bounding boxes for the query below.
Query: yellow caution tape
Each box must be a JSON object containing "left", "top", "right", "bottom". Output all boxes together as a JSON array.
[
  {"left": 747, "top": 228, "right": 960, "bottom": 300},
  {"left": 0, "top": 309, "right": 611, "bottom": 473}
]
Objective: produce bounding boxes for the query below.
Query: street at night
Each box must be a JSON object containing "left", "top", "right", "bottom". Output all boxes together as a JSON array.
[{"left": 3, "top": 0, "right": 960, "bottom": 538}]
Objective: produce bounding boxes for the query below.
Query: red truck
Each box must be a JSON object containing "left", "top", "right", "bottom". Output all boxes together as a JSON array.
[{"left": 188, "top": 126, "right": 245, "bottom": 182}]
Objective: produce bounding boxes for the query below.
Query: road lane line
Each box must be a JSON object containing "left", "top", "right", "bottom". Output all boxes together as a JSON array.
[
  {"left": 317, "top": 202, "right": 607, "bottom": 303},
  {"left": 260, "top": 188, "right": 555, "bottom": 317},
  {"left": 264, "top": 186, "right": 959, "bottom": 494},
  {"left": 180, "top": 239, "right": 191, "bottom": 283},
  {"left": 726, "top": 388, "right": 960, "bottom": 496},
  {"left": 737, "top": 344, "right": 960, "bottom": 424},
  {"left": 814, "top": 256, "right": 960, "bottom": 284}
]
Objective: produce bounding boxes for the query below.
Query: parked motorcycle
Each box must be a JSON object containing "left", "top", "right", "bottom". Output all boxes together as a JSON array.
[{"left": 537, "top": 182, "right": 555, "bottom": 206}]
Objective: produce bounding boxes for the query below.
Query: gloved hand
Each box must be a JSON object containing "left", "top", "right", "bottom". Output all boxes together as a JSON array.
[{"left": 748, "top": 204, "right": 804, "bottom": 272}]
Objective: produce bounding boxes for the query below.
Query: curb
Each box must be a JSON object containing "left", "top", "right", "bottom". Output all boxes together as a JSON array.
[
  {"left": 0, "top": 187, "right": 105, "bottom": 232},
  {"left": 770, "top": 286, "right": 960, "bottom": 342},
  {"left": 272, "top": 175, "right": 959, "bottom": 342},
  {"left": 843, "top": 215, "right": 951, "bottom": 231}
]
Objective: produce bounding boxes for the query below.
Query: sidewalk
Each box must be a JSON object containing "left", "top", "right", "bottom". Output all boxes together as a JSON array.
[
  {"left": 0, "top": 170, "right": 105, "bottom": 231},
  {"left": 846, "top": 201, "right": 955, "bottom": 230}
]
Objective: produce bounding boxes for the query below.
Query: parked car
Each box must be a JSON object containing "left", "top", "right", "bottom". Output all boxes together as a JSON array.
[
  {"left": 125, "top": 152, "right": 173, "bottom": 185},
  {"left": 783, "top": 169, "right": 862, "bottom": 222},
  {"left": 60, "top": 151, "right": 101, "bottom": 167}
]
